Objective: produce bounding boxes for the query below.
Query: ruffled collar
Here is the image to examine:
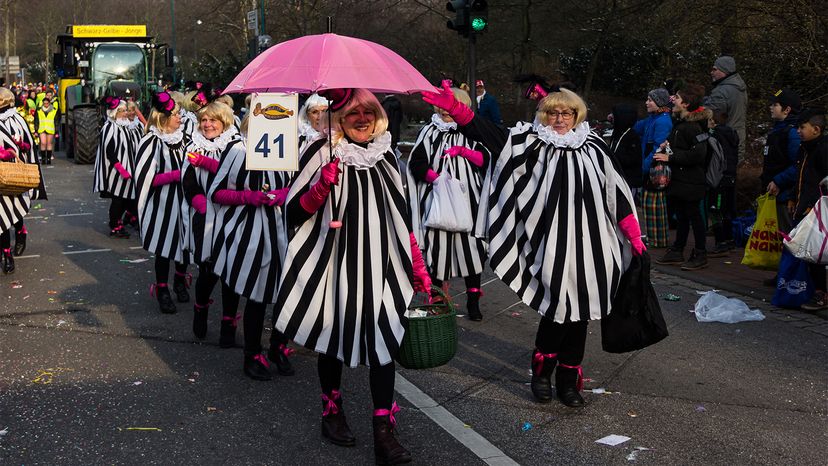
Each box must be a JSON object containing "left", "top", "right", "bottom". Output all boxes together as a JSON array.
[
  {"left": 191, "top": 126, "right": 238, "bottom": 152},
  {"left": 334, "top": 131, "right": 392, "bottom": 170},
  {"left": 149, "top": 125, "right": 185, "bottom": 145},
  {"left": 299, "top": 122, "right": 320, "bottom": 140},
  {"left": 430, "top": 113, "right": 457, "bottom": 132},
  {"left": 114, "top": 118, "right": 131, "bottom": 127},
  {"left": 0, "top": 107, "right": 18, "bottom": 121},
  {"left": 533, "top": 121, "right": 591, "bottom": 148},
  {"left": 129, "top": 119, "right": 143, "bottom": 130}
]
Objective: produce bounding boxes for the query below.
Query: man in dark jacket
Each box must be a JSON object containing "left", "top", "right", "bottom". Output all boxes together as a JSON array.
[
  {"left": 707, "top": 56, "right": 748, "bottom": 161},
  {"left": 475, "top": 80, "right": 502, "bottom": 126},
  {"left": 610, "top": 103, "right": 643, "bottom": 196},
  {"left": 381, "top": 94, "right": 403, "bottom": 150},
  {"left": 707, "top": 111, "right": 740, "bottom": 256},
  {"left": 763, "top": 88, "right": 802, "bottom": 234}
]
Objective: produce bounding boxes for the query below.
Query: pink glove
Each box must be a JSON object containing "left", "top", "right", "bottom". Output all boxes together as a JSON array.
[
  {"left": 424, "top": 169, "right": 439, "bottom": 184},
  {"left": 191, "top": 194, "right": 207, "bottom": 214},
  {"left": 409, "top": 233, "right": 432, "bottom": 294},
  {"left": 444, "top": 146, "right": 484, "bottom": 167},
  {"left": 299, "top": 160, "right": 341, "bottom": 213},
  {"left": 268, "top": 187, "right": 289, "bottom": 207},
  {"left": 152, "top": 170, "right": 181, "bottom": 187},
  {"left": 213, "top": 189, "right": 269, "bottom": 207},
  {"left": 320, "top": 159, "right": 341, "bottom": 186},
  {"left": 188, "top": 152, "right": 219, "bottom": 174},
  {"left": 0, "top": 148, "right": 16, "bottom": 161},
  {"left": 618, "top": 214, "right": 646, "bottom": 256},
  {"left": 113, "top": 162, "right": 131, "bottom": 180},
  {"left": 422, "top": 80, "right": 474, "bottom": 126}
]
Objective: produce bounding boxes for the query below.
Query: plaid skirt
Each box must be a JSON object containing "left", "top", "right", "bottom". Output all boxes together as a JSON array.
[{"left": 642, "top": 189, "right": 669, "bottom": 248}]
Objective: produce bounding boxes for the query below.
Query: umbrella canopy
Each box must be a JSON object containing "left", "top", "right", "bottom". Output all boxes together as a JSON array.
[{"left": 225, "top": 33, "right": 435, "bottom": 95}]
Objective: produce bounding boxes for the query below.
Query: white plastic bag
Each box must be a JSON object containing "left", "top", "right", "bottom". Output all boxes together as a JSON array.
[
  {"left": 784, "top": 195, "right": 828, "bottom": 264},
  {"left": 694, "top": 291, "right": 765, "bottom": 323},
  {"left": 423, "top": 172, "right": 473, "bottom": 232}
]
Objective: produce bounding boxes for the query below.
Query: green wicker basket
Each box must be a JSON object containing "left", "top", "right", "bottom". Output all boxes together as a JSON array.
[{"left": 398, "top": 286, "right": 457, "bottom": 369}]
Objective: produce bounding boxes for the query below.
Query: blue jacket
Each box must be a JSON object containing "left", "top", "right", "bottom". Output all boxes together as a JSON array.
[
  {"left": 633, "top": 112, "right": 672, "bottom": 176},
  {"left": 477, "top": 93, "right": 502, "bottom": 126}
]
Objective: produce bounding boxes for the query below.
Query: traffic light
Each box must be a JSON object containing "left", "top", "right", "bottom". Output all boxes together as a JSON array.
[
  {"left": 469, "top": 0, "right": 488, "bottom": 33},
  {"left": 446, "top": 0, "right": 469, "bottom": 37}
]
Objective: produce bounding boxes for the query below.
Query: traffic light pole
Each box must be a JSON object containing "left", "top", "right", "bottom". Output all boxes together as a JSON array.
[{"left": 469, "top": 32, "right": 477, "bottom": 112}]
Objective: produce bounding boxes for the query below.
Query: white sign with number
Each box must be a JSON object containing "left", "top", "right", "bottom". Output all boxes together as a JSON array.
[{"left": 246, "top": 93, "right": 299, "bottom": 172}]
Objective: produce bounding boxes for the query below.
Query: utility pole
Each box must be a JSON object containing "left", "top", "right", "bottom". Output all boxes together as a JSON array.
[
  {"left": 4, "top": 1, "right": 10, "bottom": 85},
  {"left": 170, "top": 0, "right": 177, "bottom": 86}
]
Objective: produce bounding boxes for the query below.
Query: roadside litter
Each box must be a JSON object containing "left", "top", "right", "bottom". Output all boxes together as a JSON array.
[
  {"left": 694, "top": 291, "right": 765, "bottom": 323},
  {"left": 521, "top": 422, "right": 533, "bottom": 431},
  {"left": 626, "top": 447, "right": 651, "bottom": 462},
  {"left": 663, "top": 293, "right": 681, "bottom": 301},
  {"left": 595, "top": 434, "right": 630, "bottom": 446}
]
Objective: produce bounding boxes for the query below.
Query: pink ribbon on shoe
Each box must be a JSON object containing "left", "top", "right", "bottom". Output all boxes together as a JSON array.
[
  {"left": 253, "top": 353, "right": 270, "bottom": 368},
  {"left": 222, "top": 314, "right": 241, "bottom": 328},
  {"left": 533, "top": 351, "right": 557, "bottom": 376},
  {"left": 373, "top": 402, "right": 400, "bottom": 427},
  {"left": 558, "top": 363, "right": 584, "bottom": 391},
  {"left": 279, "top": 344, "right": 295, "bottom": 357},
  {"left": 149, "top": 283, "right": 168, "bottom": 297},
  {"left": 321, "top": 389, "right": 341, "bottom": 416},
  {"left": 175, "top": 271, "right": 193, "bottom": 288}
]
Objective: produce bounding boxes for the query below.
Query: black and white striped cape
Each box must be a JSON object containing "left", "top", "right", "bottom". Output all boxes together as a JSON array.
[
  {"left": 274, "top": 131, "right": 414, "bottom": 368},
  {"left": 181, "top": 110, "right": 197, "bottom": 137},
  {"left": 93, "top": 119, "right": 136, "bottom": 199},
  {"left": 407, "top": 116, "right": 489, "bottom": 281},
  {"left": 0, "top": 108, "right": 38, "bottom": 233},
  {"left": 2, "top": 109, "right": 46, "bottom": 200},
  {"left": 208, "top": 140, "right": 287, "bottom": 303},
  {"left": 181, "top": 127, "right": 240, "bottom": 264},
  {"left": 126, "top": 119, "right": 145, "bottom": 167},
  {"left": 479, "top": 122, "right": 636, "bottom": 323},
  {"left": 134, "top": 127, "right": 189, "bottom": 262}
]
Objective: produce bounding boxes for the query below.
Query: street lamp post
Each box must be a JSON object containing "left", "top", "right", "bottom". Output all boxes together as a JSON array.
[{"left": 170, "top": 0, "right": 177, "bottom": 86}]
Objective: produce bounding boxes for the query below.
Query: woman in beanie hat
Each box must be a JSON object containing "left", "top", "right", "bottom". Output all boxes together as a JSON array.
[{"left": 634, "top": 88, "right": 673, "bottom": 248}]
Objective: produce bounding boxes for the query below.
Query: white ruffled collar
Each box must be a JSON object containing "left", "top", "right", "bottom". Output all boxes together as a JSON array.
[
  {"left": 128, "top": 119, "right": 143, "bottom": 130},
  {"left": 191, "top": 126, "right": 238, "bottom": 152},
  {"left": 0, "top": 107, "right": 18, "bottom": 121},
  {"left": 299, "top": 122, "right": 320, "bottom": 140},
  {"left": 149, "top": 125, "right": 185, "bottom": 145},
  {"left": 430, "top": 113, "right": 457, "bottom": 132},
  {"left": 114, "top": 118, "right": 131, "bottom": 127},
  {"left": 334, "top": 131, "right": 392, "bottom": 170},
  {"left": 533, "top": 121, "right": 591, "bottom": 148}
]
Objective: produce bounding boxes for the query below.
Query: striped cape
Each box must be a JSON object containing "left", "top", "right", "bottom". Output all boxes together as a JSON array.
[
  {"left": 478, "top": 122, "right": 636, "bottom": 323},
  {"left": 181, "top": 111, "right": 197, "bottom": 138},
  {"left": 208, "top": 140, "right": 287, "bottom": 303},
  {"left": 126, "top": 119, "right": 145, "bottom": 167},
  {"left": 407, "top": 119, "right": 488, "bottom": 281},
  {"left": 134, "top": 129, "right": 189, "bottom": 262},
  {"left": 274, "top": 133, "right": 414, "bottom": 368},
  {"left": 93, "top": 119, "right": 136, "bottom": 199},
  {"left": 181, "top": 127, "right": 241, "bottom": 264},
  {"left": 0, "top": 108, "right": 37, "bottom": 233},
  {"left": 2, "top": 110, "right": 46, "bottom": 201}
]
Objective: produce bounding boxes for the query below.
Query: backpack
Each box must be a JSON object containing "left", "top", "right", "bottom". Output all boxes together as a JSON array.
[{"left": 697, "top": 132, "right": 725, "bottom": 188}]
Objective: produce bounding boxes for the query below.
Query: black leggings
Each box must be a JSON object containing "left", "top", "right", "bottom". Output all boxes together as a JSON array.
[
  {"left": 809, "top": 263, "right": 827, "bottom": 293},
  {"left": 14, "top": 220, "right": 24, "bottom": 237},
  {"left": 671, "top": 197, "right": 707, "bottom": 251},
  {"left": 431, "top": 273, "right": 482, "bottom": 290},
  {"left": 534, "top": 318, "right": 588, "bottom": 366},
  {"left": 318, "top": 354, "right": 396, "bottom": 410},
  {"left": 243, "top": 300, "right": 289, "bottom": 355},
  {"left": 109, "top": 197, "right": 128, "bottom": 229},
  {"left": 0, "top": 230, "right": 9, "bottom": 250},
  {"left": 194, "top": 264, "right": 241, "bottom": 321},
  {"left": 154, "top": 257, "right": 188, "bottom": 285}
]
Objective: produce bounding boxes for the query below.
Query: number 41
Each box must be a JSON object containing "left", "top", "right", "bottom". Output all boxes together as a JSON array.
[{"left": 255, "top": 133, "right": 285, "bottom": 158}]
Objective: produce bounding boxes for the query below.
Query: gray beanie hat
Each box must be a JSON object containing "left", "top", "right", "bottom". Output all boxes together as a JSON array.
[
  {"left": 714, "top": 56, "right": 736, "bottom": 74},
  {"left": 648, "top": 88, "right": 671, "bottom": 108}
]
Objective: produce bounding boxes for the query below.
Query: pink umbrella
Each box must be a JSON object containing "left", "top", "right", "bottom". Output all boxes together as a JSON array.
[{"left": 225, "top": 33, "right": 435, "bottom": 95}]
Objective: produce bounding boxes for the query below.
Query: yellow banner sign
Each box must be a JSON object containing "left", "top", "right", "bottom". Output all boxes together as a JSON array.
[{"left": 72, "top": 25, "right": 147, "bottom": 38}]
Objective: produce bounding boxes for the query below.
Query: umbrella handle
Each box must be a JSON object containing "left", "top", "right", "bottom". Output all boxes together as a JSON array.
[{"left": 326, "top": 110, "right": 342, "bottom": 229}]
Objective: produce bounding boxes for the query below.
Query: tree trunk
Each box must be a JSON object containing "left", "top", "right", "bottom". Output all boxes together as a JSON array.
[{"left": 582, "top": 0, "right": 617, "bottom": 99}]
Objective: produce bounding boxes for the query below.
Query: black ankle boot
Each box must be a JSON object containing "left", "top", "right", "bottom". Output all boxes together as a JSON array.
[
  {"left": 530, "top": 349, "right": 556, "bottom": 403},
  {"left": 109, "top": 223, "right": 130, "bottom": 239},
  {"left": 219, "top": 316, "right": 238, "bottom": 348},
  {"left": 173, "top": 272, "right": 191, "bottom": 303},
  {"left": 555, "top": 364, "right": 585, "bottom": 408},
  {"left": 193, "top": 301, "right": 210, "bottom": 339},
  {"left": 466, "top": 288, "right": 483, "bottom": 321},
  {"left": 2, "top": 249, "right": 14, "bottom": 274},
  {"left": 267, "top": 343, "right": 296, "bottom": 376},
  {"left": 13, "top": 229, "right": 26, "bottom": 256},
  {"left": 243, "top": 353, "right": 272, "bottom": 381},
  {"left": 154, "top": 284, "right": 176, "bottom": 314},
  {"left": 321, "top": 390, "right": 356, "bottom": 447},
  {"left": 373, "top": 405, "right": 411, "bottom": 465}
]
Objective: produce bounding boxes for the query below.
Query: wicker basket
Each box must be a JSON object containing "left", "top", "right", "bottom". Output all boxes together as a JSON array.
[
  {"left": 0, "top": 157, "right": 40, "bottom": 196},
  {"left": 398, "top": 286, "right": 457, "bottom": 369}
]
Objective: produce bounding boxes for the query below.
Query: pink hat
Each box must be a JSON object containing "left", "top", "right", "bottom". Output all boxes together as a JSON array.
[{"left": 475, "top": 80, "right": 484, "bottom": 87}]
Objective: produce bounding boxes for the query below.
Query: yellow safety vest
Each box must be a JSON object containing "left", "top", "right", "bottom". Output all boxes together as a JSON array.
[{"left": 37, "top": 107, "right": 57, "bottom": 134}]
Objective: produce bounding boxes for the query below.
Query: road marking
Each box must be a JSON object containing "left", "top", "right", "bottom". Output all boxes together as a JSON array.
[
  {"left": 63, "top": 248, "right": 112, "bottom": 255},
  {"left": 395, "top": 374, "right": 519, "bottom": 466},
  {"left": 14, "top": 254, "right": 40, "bottom": 259},
  {"left": 129, "top": 246, "right": 144, "bottom": 250},
  {"left": 57, "top": 212, "right": 93, "bottom": 217},
  {"left": 27, "top": 216, "right": 44, "bottom": 219}
]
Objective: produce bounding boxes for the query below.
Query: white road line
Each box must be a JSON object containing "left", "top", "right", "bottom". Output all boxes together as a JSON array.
[
  {"left": 14, "top": 254, "right": 40, "bottom": 259},
  {"left": 395, "top": 374, "right": 519, "bottom": 466},
  {"left": 27, "top": 216, "right": 44, "bottom": 219},
  {"left": 63, "top": 248, "right": 112, "bottom": 255},
  {"left": 57, "top": 212, "right": 93, "bottom": 217},
  {"left": 129, "top": 246, "right": 144, "bottom": 250}
]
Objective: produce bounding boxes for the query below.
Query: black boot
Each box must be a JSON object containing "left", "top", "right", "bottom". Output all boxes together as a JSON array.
[
  {"left": 243, "top": 353, "right": 272, "bottom": 381},
  {"left": 45, "top": 150, "right": 52, "bottom": 165},
  {"left": 173, "top": 271, "right": 191, "bottom": 303},
  {"left": 219, "top": 315, "right": 238, "bottom": 348},
  {"left": 466, "top": 288, "right": 483, "bottom": 321},
  {"left": 154, "top": 284, "right": 176, "bottom": 314},
  {"left": 680, "top": 248, "right": 708, "bottom": 271},
  {"left": 373, "top": 405, "right": 411, "bottom": 465},
  {"left": 267, "top": 342, "right": 296, "bottom": 376},
  {"left": 321, "top": 390, "right": 356, "bottom": 447},
  {"left": 530, "top": 349, "right": 556, "bottom": 403},
  {"left": 2, "top": 249, "right": 14, "bottom": 274},
  {"left": 109, "top": 222, "right": 130, "bottom": 239},
  {"left": 192, "top": 301, "right": 210, "bottom": 340},
  {"left": 13, "top": 229, "right": 26, "bottom": 257},
  {"left": 555, "top": 364, "right": 585, "bottom": 408}
]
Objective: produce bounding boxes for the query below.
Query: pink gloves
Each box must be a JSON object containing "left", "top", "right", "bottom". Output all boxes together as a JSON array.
[
  {"left": 268, "top": 187, "right": 290, "bottom": 207},
  {"left": 191, "top": 194, "right": 207, "bottom": 214},
  {"left": 214, "top": 189, "right": 271, "bottom": 207},
  {"left": 618, "top": 214, "right": 646, "bottom": 256},
  {"left": 300, "top": 159, "right": 341, "bottom": 214},
  {"left": 424, "top": 169, "right": 439, "bottom": 184},
  {"left": 422, "top": 80, "right": 474, "bottom": 126},
  {"left": 409, "top": 233, "right": 432, "bottom": 294},
  {"left": 188, "top": 152, "right": 219, "bottom": 174},
  {"left": 152, "top": 170, "right": 181, "bottom": 187},
  {"left": 444, "top": 146, "right": 484, "bottom": 167},
  {"left": 0, "top": 148, "right": 16, "bottom": 161},
  {"left": 113, "top": 162, "right": 131, "bottom": 180}
]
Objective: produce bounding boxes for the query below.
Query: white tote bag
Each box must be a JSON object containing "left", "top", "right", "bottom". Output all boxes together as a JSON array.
[
  {"left": 784, "top": 195, "right": 828, "bottom": 264},
  {"left": 423, "top": 171, "right": 474, "bottom": 232}
]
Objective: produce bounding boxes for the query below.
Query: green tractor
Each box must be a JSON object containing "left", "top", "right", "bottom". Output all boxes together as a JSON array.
[{"left": 54, "top": 25, "right": 162, "bottom": 164}]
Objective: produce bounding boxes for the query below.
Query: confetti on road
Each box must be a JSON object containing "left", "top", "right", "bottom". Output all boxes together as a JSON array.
[
  {"left": 132, "top": 381, "right": 143, "bottom": 386},
  {"left": 0, "top": 427, "right": 7, "bottom": 437},
  {"left": 627, "top": 411, "right": 638, "bottom": 418},
  {"left": 595, "top": 434, "right": 631, "bottom": 446},
  {"left": 695, "top": 405, "right": 707, "bottom": 412},
  {"left": 626, "top": 447, "right": 651, "bottom": 462},
  {"left": 47, "top": 290, "right": 58, "bottom": 295},
  {"left": 120, "top": 427, "right": 162, "bottom": 432},
  {"left": 521, "top": 422, "right": 533, "bottom": 431},
  {"left": 120, "top": 259, "right": 149, "bottom": 264},
  {"left": 663, "top": 294, "right": 681, "bottom": 301},
  {"left": 510, "top": 312, "right": 521, "bottom": 317},
  {"left": 31, "top": 367, "right": 74, "bottom": 384},
  {"left": 10, "top": 281, "right": 21, "bottom": 289}
]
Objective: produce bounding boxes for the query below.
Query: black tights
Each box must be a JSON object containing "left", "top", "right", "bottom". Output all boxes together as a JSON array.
[
  {"left": 0, "top": 230, "right": 9, "bottom": 250},
  {"left": 243, "top": 300, "right": 288, "bottom": 355},
  {"left": 318, "top": 354, "right": 396, "bottom": 410},
  {"left": 431, "top": 273, "right": 482, "bottom": 291},
  {"left": 154, "top": 257, "right": 188, "bottom": 285},
  {"left": 194, "top": 263, "right": 241, "bottom": 322},
  {"left": 534, "top": 318, "right": 588, "bottom": 366},
  {"left": 109, "top": 197, "right": 128, "bottom": 229}
]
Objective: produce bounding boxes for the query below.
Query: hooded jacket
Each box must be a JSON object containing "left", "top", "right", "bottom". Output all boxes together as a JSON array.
[
  {"left": 610, "top": 103, "right": 643, "bottom": 188},
  {"left": 761, "top": 116, "right": 801, "bottom": 202},
  {"left": 665, "top": 107, "right": 712, "bottom": 201},
  {"left": 708, "top": 73, "right": 748, "bottom": 157},
  {"left": 633, "top": 111, "right": 672, "bottom": 177},
  {"left": 793, "top": 135, "right": 828, "bottom": 221}
]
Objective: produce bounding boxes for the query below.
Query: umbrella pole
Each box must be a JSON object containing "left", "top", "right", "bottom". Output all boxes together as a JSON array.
[{"left": 326, "top": 102, "right": 342, "bottom": 229}]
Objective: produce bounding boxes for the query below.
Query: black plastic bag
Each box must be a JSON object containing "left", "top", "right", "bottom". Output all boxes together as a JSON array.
[{"left": 601, "top": 252, "right": 668, "bottom": 353}]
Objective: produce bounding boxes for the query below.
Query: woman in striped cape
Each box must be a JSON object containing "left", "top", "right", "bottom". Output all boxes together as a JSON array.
[
  {"left": 274, "top": 89, "right": 429, "bottom": 464},
  {"left": 424, "top": 82, "right": 645, "bottom": 408},
  {"left": 134, "top": 91, "right": 191, "bottom": 314},
  {"left": 93, "top": 97, "right": 135, "bottom": 239},
  {"left": 123, "top": 100, "right": 146, "bottom": 228},
  {"left": 407, "top": 86, "right": 489, "bottom": 321}
]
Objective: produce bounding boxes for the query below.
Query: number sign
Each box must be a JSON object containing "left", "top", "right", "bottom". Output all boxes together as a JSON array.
[{"left": 245, "top": 93, "right": 298, "bottom": 171}]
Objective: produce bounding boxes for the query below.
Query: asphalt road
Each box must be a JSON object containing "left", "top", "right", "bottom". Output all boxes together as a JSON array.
[{"left": 0, "top": 154, "right": 826, "bottom": 465}]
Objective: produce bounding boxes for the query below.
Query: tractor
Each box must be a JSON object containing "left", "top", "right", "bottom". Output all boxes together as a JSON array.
[{"left": 53, "top": 25, "right": 163, "bottom": 164}]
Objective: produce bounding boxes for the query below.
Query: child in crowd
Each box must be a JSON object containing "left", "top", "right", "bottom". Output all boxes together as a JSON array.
[{"left": 706, "top": 111, "right": 740, "bottom": 256}]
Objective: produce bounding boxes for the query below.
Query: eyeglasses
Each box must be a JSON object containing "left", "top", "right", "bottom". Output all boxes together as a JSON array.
[{"left": 546, "top": 110, "right": 576, "bottom": 120}]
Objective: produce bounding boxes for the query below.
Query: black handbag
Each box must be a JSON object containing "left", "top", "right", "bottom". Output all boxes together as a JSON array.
[{"left": 601, "top": 252, "right": 669, "bottom": 353}]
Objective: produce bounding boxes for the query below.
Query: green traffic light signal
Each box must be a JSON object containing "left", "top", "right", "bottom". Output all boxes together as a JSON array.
[{"left": 471, "top": 17, "right": 487, "bottom": 31}]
